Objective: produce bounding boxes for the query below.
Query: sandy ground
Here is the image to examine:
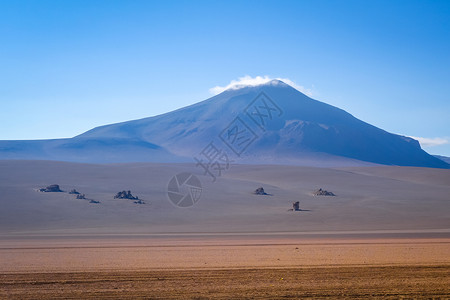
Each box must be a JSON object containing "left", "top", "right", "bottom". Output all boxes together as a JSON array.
[
  {"left": 1, "top": 235, "right": 449, "bottom": 272},
  {"left": 0, "top": 161, "right": 449, "bottom": 298},
  {"left": 0, "top": 235, "right": 449, "bottom": 299},
  {"left": 0, "top": 161, "right": 449, "bottom": 234},
  {"left": 1, "top": 266, "right": 449, "bottom": 299}
]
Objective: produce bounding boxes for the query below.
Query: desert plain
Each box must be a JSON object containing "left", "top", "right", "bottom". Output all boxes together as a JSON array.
[{"left": 0, "top": 160, "right": 449, "bottom": 298}]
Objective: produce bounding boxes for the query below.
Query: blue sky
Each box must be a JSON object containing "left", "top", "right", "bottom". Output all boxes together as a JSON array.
[{"left": 1, "top": 0, "right": 449, "bottom": 155}]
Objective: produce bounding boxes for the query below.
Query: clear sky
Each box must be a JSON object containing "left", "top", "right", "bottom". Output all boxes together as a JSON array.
[{"left": 1, "top": 0, "right": 449, "bottom": 156}]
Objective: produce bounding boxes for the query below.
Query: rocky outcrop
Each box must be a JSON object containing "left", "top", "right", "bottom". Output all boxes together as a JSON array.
[
  {"left": 114, "top": 190, "right": 139, "bottom": 200},
  {"left": 134, "top": 199, "right": 145, "bottom": 204},
  {"left": 39, "top": 184, "right": 63, "bottom": 192},
  {"left": 254, "top": 187, "right": 268, "bottom": 195},
  {"left": 293, "top": 201, "right": 300, "bottom": 211},
  {"left": 69, "top": 189, "right": 80, "bottom": 194},
  {"left": 76, "top": 194, "right": 86, "bottom": 199},
  {"left": 313, "top": 188, "right": 335, "bottom": 196}
]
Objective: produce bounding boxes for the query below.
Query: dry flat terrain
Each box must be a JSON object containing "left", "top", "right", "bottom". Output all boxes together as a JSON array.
[
  {"left": 0, "top": 235, "right": 449, "bottom": 299},
  {"left": 0, "top": 161, "right": 449, "bottom": 234},
  {"left": 0, "top": 160, "right": 449, "bottom": 298},
  {"left": 1, "top": 266, "right": 449, "bottom": 299},
  {"left": 1, "top": 235, "right": 449, "bottom": 272}
]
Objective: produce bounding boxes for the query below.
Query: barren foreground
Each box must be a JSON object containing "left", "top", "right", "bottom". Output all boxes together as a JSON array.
[
  {"left": 2, "top": 266, "right": 449, "bottom": 299},
  {"left": 1, "top": 161, "right": 449, "bottom": 234},
  {"left": 0, "top": 161, "right": 449, "bottom": 298},
  {"left": 1, "top": 235, "right": 449, "bottom": 299}
]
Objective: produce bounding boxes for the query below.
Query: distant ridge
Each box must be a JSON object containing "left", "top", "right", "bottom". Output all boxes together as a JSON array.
[
  {"left": 0, "top": 80, "right": 448, "bottom": 168},
  {"left": 434, "top": 155, "right": 450, "bottom": 164}
]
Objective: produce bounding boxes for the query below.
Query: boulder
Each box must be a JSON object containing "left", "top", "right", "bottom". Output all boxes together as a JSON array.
[
  {"left": 39, "top": 184, "right": 63, "bottom": 192},
  {"left": 114, "top": 190, "right": 139, "bottom": 200},
  {"left": 313, "top": 188, "right": 335, "bottom": 196},
  {"left": 254, "top": 187, "right": 268, "bottom": 195}
]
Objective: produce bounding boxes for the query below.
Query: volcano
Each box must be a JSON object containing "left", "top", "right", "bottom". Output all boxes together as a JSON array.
[{"left": 0, "top": 80, "right": 448, "bottom": 168}]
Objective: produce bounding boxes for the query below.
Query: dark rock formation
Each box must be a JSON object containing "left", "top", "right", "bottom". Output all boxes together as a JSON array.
[
  {"left": 254, "top": 187, "right": 268, "bottom": 195},
  {"left": 39, "top": 184, "right": 63, "bottom": 192},
  {"left": 313, "top": 188, "right": 335, "bottom": 196},
  {"left": 134, "top": 199, "right": 145, "bottom": 204},
  {"left": 293, "top": 201, "right": 300, "bottom": 211},
  {"left": 114, "top": 190, "right": 139, "bottom": 200},
  {"left": 69, "top": 189, "right": 80, "bottom": 194},
  {"left": 76, "top": 194, "right": 86, "bottom": 199},
  {"left": 89, "top": 200, "right": 100, "bottom": 204}
]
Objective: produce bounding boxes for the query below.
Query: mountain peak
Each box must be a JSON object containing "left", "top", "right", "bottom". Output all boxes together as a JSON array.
[
  {"left": 214, "top": 77, "right": 293, "bottom": 95},
  {"left": 267, "top": 79, "right": 288, "bottom": 85},
  {"left": 234, "top": 78, "right": 289, "bottom": 89},
  {"left": 0, "top": 78, "right": 448, "bottom": 168}
]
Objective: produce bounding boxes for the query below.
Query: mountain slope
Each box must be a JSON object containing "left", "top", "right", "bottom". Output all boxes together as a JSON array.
[
  {"left": 434, "top": 155, "right": 450, "bottom": 164},
  {"left": 78, "top": 80, "right": 448, "bottom": 168},
  {"left": 0, "top": 80, "right": 448, "bottom": 168},
  {"left": 0, "top": 138, "right": 181, "bottom": 163}
]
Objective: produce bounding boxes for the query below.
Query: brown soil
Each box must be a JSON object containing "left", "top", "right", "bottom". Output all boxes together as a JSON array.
[
  {"left": 0, "top": 236, "right": 449, "bottom": 299},
  {"left": 1, "top": 266, "right": 449, "bottom": 299}
]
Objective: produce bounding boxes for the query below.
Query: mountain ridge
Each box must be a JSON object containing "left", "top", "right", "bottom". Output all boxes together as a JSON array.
[{"left": 0, "top": 80, "right": 448, "bottom": 168}]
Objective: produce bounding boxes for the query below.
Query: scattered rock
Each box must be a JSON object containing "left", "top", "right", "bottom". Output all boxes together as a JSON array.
[
  {"left": 313, "top": 188, "right": 335, "bottom": 196},
  {"left": 76, "top": 194, "right": 86, "bottom": 199},
  {"left": 293, "top": 201, "right": 300, "bottom": 211},
  {"left": 39, "top": 184, "right": 63, "bottom": 192},
  {"left": 254, "top": 187, "right": 268, "bottom": 195},
  {"left": 69, "top": 189, "right": 80, "bottom": 194},
  {"left": 134, "top": 200, "right": 145, "bottom": 204},
  {"left": 89, "top": 200, "right": 100, "bottom": 204},
  {"left": 114, "top": 190, "right": 139, "bottom": 200}
]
